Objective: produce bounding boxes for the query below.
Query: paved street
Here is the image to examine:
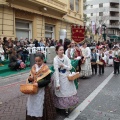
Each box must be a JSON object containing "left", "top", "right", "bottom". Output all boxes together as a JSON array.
[
  {"left": 0, "top": 66, "right": 117, "bottom": 120},
  {"left": 75, "top": 74, "right": 120, "bottom": 120}
]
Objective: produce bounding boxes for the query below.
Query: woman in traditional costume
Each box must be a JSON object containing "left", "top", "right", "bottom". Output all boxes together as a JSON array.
[
  {"left": 108, "top": 50, "right": 114, "bottom": 66},
  {"left": 80, "top": 42, "right": 92, "bottom": 78},
  {"left": 53, "top": 45, "right": 79, "bottom": 114},
  {"left": 65, "top": 42, "right": 82, "bottom": 73},
  {"left": 26, "top": 53, "right": 56, "bottom": 120},
  {"left": 65, "top": 41, "right": 78, "bottom": 59}
]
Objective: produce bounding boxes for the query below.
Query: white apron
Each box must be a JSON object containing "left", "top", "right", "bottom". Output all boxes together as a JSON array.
[
  {"left": 80, "top": 47, "right": 92, "bottom": 77},
  {"left": 53, "top": 55, "right": 77, "bottom": 97},
  {"left": 27, "top": 64, "right": 45, "bottom": 117}
]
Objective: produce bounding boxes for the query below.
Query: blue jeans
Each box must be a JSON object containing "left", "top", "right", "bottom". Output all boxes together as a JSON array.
[{"left": 21, "top": 54, "right": 28, "bottom": 63}]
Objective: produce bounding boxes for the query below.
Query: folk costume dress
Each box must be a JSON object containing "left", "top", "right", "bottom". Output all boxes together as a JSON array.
[
  {"left": 108, "top": 51, "right": 114, "bottom": 66},
  {"left": 65, "top": 47, "right": 77, "bottom": 59},
  {"left": 26, "top": 64, "right": 56, "bottom": 120},
  {"left": 98, "top": 53, "right": 106, "bottom": 75},
  {"left": 91, "top": 52, "right": 97, "bottom": 74},
  {"left": 80, "top": 47, "right": 92, "bottom": 77},
  {"left": 53, "top": 55, "right": 79, "bottom": 109}
]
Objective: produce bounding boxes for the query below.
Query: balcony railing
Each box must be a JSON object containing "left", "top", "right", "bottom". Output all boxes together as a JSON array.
[
  {"left": 108, "top": 24, "right": 120, "bottom": 28},
  {"left": 109, "top": 8, "right": 119, "bottom": 11},
  {"left": 109, "top": 16, "right": 119, "bottom": 20}
]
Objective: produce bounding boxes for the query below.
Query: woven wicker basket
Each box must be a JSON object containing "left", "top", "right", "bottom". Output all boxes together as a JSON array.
[
  {"left": 20, "top": 84, "right": 38, "bottom": 94},
  {"left": 91, "top": 62, "right": 96, "bottom": 65},
  {"left": 67, "top": 72, "right": 80, "bottom": 81},
  {"left": 96, "top": 61, "right": 103, "bottom": 65}
]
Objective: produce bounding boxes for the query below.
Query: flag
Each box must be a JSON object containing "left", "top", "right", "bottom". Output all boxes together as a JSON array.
[{"left": 92, "top": 21, "right": 96, "bottom": 34}]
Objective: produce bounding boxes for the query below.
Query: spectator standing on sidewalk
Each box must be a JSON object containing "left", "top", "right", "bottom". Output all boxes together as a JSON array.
[{"left": 26, "top": 53, "right": 56, "bottom": 120}]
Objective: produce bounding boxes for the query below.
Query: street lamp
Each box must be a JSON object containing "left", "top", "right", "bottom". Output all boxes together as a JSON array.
[{"left": 102, "top": 24, "right": 107, "bottom": 41}]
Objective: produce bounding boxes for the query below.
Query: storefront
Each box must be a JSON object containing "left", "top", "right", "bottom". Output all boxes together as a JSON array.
[{"left": 0, "top": 0, "right": 83, "bottom": 41}]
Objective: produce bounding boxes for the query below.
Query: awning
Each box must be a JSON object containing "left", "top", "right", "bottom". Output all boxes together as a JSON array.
[
  {"left": 118, "top": 37, "right": 120, "bottom": 40},
  {"left": 108, "top": 35, "right": 120, "bottom": 40},
  {"left": 108, "top": 35, "right": 118, "bottom": 39}
]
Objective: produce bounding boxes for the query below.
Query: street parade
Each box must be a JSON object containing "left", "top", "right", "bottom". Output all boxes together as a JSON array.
[{"left": 0, "top": 0, "right": 120, "bottom": 120}]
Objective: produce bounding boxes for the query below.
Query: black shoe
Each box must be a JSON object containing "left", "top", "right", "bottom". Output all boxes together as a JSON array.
[
  {"left": 82, "top": 76, "right": 86, "bottom": 79},
  {"left": 65, "top": 109, "right": 69, "bottom": 117}
]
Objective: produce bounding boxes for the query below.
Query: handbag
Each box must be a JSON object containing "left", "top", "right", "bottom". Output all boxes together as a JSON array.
[{"left": 20, "top": 79, "right": 38, "bottom": 94}]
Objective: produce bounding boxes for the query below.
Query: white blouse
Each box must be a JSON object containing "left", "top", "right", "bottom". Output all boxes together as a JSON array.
[{"left": 53, "top": 55, "right": 77, "bottom": 97}]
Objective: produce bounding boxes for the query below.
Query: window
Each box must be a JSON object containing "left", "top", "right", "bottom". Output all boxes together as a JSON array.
[
  {"left": 70, "top": 0, "right": 74, "bottom": 10},
  {"left": 99, "top": 3, "right": 103, "bottom": 8},
  {"left": 45, "top": 24, "right": 55, "bottom": 39},
  {"left": 16, "top": 20, "right": 32, "bottom": 40},
  {"left": 99, "top": 12, "right": 103, "bottom": 16},
  {"left": 91, "top": 13, "right": 93, "bottom": 16},
  {"left": 76, "top": 0, "right": 79, "bottom": 12},
  {"left": 91, "top": 5, "right": 93, "bottom": 8}
]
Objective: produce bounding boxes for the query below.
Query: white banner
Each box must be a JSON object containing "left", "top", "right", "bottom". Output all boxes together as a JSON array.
[{"left": 92, "top": 21, "right": 96, "bottom": 35}]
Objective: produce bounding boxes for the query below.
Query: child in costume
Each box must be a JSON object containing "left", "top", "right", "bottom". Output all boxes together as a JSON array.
[
  {"left": 26, "top": 53, "right": 56, "bottom": 120},
  {"left": 91, "top": 49, "right": 97, "bottom": 75}
]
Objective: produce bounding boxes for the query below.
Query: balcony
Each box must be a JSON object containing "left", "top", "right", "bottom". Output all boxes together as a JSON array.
[
  {"left": 6, "top": 0, "right": 67, "bottom": 14},
  {"left": 109, "top": 7, "right": 119, "bottom": 12},
  {"left": 30, "top": 0, "right": 67, "bottom": 14},
  {"left": 6, "top": 0, "right": 68, "bottom": 19},
  {"left": 107, "top": 24, "right": 120, "bottom": 29},
  {"left": 109, "top": 16, "right": 119, "bottom": 20}
]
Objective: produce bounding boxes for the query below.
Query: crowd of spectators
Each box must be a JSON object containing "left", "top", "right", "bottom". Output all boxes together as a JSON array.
[
  {"left": 0, "top": 37, "right": 68, "bottom": 70},
  {"left": 0, "top": 36, "right": 120, "bottom": 71}
]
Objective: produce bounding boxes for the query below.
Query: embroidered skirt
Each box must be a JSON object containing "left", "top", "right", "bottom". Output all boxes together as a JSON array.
[
  {"left": 54, "top": 94, "right": 79, "bottom": 109},
  {"left": 80, "top": 58, "right": 92, "bottom": 77}
]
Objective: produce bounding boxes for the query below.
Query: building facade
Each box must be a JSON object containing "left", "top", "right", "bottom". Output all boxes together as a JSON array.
[
  {"left": 85, "top": 0, "right": 120, "bottom": 41},
  {"left": 0, "top": 0, "right": 83, "bottom": 41}
]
